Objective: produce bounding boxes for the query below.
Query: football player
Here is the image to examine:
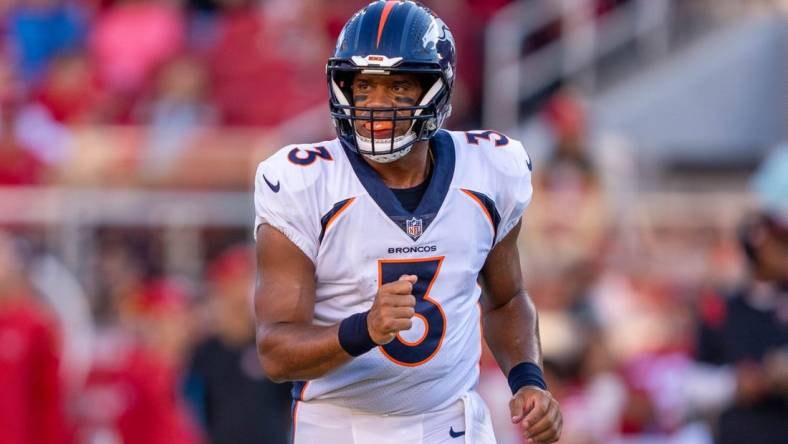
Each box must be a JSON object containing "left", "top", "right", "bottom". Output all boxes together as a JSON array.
[{"left": 253, "top": 2, "right": 562, "bottom": 443}]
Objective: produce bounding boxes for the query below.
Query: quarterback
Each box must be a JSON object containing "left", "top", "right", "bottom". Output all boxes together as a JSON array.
[{"left": 253, "top": 1, "right": 562, "bottom": 443}]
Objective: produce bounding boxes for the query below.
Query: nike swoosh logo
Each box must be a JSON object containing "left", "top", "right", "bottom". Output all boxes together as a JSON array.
[
  {"left": 525, "top": 155, "right": 533, "bottom": 172},
  {"left": 263, "top": 174, "right": 280, "bottom": 193},
  {"left": 449, "top": 426, "right": 465, "bottom": 438}
]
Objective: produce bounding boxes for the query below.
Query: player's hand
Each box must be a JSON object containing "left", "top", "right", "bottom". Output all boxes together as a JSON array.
[
  {"left": 367, "top": 274, "right": 417, "bottom": 345},
  {"left": 510, "top": 386, "right": 562, "bottom": 443}
]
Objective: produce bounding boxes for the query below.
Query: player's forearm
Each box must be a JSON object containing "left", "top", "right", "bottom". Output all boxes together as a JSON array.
[
  {"left": 482, "top": 289, "right": 542, "bottom": 374},
  {"left": 256, "top": 322, "right": 352, "bottom": 382}
]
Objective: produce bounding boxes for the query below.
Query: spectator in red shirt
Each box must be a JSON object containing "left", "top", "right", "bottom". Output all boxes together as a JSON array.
[
  {"left": 207, "top": 3, "right": 324, "bottom": 126},
  {"left": 71, "top": 278, "right": 203, "bottom": 444},
  {"left": 34, "top": 52, "right": 105, "bottom": 124},
  {"left": 0, "top": 230, "right": 67, "bottom": 444}
]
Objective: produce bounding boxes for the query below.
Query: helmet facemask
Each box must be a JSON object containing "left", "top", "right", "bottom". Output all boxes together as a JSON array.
[{"left": 329, "top": 67, "right": 450, "bottom": 163}]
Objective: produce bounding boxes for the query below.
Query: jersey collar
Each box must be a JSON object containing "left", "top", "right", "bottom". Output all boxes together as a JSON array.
[{"left": 342, "top": 130, "right": 456, "bottom": 241}]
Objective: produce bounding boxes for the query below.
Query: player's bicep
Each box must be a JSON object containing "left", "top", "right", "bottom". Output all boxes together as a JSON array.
[
  {"left": 479, "top": 218, "right": 524, "bottom": 311},
  {"left": 255, "top": 223, "right": 316, "bottom": 326}
]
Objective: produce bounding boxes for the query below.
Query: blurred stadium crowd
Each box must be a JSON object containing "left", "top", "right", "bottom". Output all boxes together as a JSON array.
[
  {"left": 0, "top": 0, "right": 786, "bottom": 444},
  {"left": 0, "top": 0, "right": 655, "bottom": 187},
  {"left": 0, "top": 0, "right": 522, "bottom": 188}
]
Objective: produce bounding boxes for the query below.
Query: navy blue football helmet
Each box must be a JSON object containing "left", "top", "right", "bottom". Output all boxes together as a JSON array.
[{"left": 327, "top": 1, "right": 456, "bottom": 162}]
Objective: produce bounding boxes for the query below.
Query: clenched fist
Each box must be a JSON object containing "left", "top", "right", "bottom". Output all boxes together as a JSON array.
[{"left": 367, "top": 274, "right": 417, "bottom": 345}]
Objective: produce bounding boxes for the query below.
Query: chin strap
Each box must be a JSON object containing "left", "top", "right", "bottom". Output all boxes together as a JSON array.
[{"left": 362, "top": 145, "right": 413, "bottom": 164}]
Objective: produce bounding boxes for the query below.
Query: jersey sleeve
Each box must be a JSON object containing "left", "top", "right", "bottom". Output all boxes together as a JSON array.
[
  {"left": 253, "top": 157, "right": 321, "bottom": 263},
  {"left": 492, "top": 138, "right": 534, "bottom": 245}
]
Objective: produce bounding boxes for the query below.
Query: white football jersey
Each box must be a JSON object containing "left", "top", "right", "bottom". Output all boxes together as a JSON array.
[{"left": 253, "top": 129, "right": 533, "bottom": 415}]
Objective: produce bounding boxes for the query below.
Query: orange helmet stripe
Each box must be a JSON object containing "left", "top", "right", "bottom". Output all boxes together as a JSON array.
[{"left": 376, "top": 1, "right": 398, "bottom": 48}]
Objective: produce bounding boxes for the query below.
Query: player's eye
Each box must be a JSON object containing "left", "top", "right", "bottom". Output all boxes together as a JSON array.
[{"left": 392, "top": 83, "right": 414, "bottom": 94}]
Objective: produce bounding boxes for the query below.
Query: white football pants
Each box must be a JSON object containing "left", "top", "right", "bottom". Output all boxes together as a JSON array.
[{"left": 292, "top": 390, "right": 497, "bottom": 444}]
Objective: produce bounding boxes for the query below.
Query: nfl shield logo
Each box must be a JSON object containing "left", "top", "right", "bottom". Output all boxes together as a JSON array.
[{"left": 406, "top": 217, "right": 423, "bottom": 239}]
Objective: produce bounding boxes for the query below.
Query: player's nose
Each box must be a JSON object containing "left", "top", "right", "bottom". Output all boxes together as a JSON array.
[{"left": 362, "top": 86, "right": 396, "bottom": 110}]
